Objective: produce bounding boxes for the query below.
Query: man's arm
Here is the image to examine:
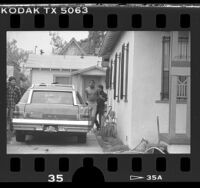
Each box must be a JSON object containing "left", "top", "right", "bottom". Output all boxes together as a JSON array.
[
  {"left": 99, "top": 92, "right": 107, "bottom": 102},
  {"left": 104, "top": 92, "right": 108, "bottom": 102},
  {"left": 16, "top": 87, "right": 22, "bottom": 103}
]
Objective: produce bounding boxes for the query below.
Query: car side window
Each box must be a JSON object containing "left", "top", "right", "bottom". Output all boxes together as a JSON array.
[
  {"left": 76, "top": 92, "right": 84, "bottom": 105},
  {"left": 19, "top": 90, "right": 30, "bottom": 103}
]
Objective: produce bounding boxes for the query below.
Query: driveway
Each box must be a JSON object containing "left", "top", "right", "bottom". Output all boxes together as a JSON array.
[{"left": 7, "top": 131, "right": 103, "bottom": 154}]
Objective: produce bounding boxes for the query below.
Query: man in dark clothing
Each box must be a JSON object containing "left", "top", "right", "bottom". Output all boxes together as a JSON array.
[
  {"left": 95, "top": 85, "right": 107, "bottom": 130},
  {"left": 7, "top": 76, "right": 21, "bottom": 131},
  {"left": 85, "top": 80, "right": 99, "bottom": 127}
]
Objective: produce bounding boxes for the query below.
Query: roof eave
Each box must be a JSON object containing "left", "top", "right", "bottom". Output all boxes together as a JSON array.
[
  {"left": 99, "top": 31, "right": 123, "bottom": 57},
  {"left": 71, "top": 66, "right": 106, "bottom": 75}
]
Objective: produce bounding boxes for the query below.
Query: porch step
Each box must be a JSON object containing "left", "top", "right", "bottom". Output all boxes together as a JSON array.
[
  {"left": 160, "top": 141, "right": 190, "bottom": 154},
  {"left": 160, "top": 141, "right": 191, "bottom": 154},
  {"left": 167, "top": 145, "right": 190, "bottom": 154}
]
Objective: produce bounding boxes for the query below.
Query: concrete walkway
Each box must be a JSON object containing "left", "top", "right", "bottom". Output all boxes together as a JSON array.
[{"left": 7, "top": 132, "right": 103, "bottom": 154}]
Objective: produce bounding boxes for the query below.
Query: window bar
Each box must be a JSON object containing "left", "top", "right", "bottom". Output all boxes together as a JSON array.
[
  {"left": 161, "top": 36, "right": 170, "bottom": 100},
  {"left": 110, "top": 59, "right": 113, "bottom": 89},
  {"left": 105, "top": 66, "right": 110, "bottom": 89},
  {"left": 117, "top": 53, "right": 121, "bottom": 103},
  {"left": 111, "top": 60, "right": 115, "bottom": 89},
  {"left": 120, "top": 44, "right": 125, "bottom": 100},
  {"left": 124, "top": 43, "right": 129, "bottom": 102},
  {"left": 113, "top": 53, "right": 117, "bottom": 100},
  {"left": 161, "top": 37, "right": 165, "bottom": 100}
]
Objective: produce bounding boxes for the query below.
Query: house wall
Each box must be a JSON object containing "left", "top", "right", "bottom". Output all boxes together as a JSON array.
[
  {"left": 108, "top": 31, "right": 188, "bottom": 149},
  {"left": 31, "top": 69, "right": 71, "bottom": 84},
  {"left": 108, "top": 31, "right": 135, "bottom": 147},
  {"left": 7, "top": 64, "right": 20, "bottom": 86},
  {"left": 72, "top": 74, "right": 83, "bottom": 96},
  {"left": 132, "top": 31, "right": 187, "bottom": 147},
  {"left": 63, "top": 42, "right": 82, "bottom": 56},
  {"left": 131, "top": 31, "right": 167, "bottom": 147},
  {"left": 156, "top": 103, "right": 187, "bottom": 134}
]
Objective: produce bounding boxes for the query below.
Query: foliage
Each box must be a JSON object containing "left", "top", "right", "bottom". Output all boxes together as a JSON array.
[
  {"left": 49, "top": 31, "right": 105, "bottom": 56},
  {"left": 7, "top": 39, "right": 31, "bottom": 66},
  {"left": 49, "top": 32, "right": 67, "bottom": 54},
  {"left": 79, "top": 31, "right": 105, "bottom": 55}
]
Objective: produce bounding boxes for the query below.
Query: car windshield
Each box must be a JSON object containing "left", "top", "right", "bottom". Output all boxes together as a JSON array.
[{"left": 31, "top": 90, "right": 74, "bottom": 105}]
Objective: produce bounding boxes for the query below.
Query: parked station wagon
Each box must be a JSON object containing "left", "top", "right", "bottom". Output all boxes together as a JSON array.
[{"left": 12, "top": 83, "right": 92, "bottom": 143}]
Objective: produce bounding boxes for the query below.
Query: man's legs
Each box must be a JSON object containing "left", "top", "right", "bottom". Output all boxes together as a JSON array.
[
  {"left": 89, "top": 103, "right": 97, "bottom": 128},
  {"left": 99, "top": 112, "right": 102, "bottom": 129},
  {"left": 94, "top": 110, "right": 100, "bottom": 130},
  {"left": 9, "top": 108, "right": 14, "bottom": 131}
]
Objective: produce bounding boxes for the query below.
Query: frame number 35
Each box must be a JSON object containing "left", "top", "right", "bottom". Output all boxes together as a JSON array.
[{"left": 48, "top": 174, "right": 64, "bottom": 182}]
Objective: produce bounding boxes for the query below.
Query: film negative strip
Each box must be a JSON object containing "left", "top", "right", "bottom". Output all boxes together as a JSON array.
[{"left": 0, "top": 3, "right": 200, "bottom": 183}]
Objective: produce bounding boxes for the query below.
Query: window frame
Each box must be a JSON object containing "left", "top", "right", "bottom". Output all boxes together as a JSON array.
[
  {"left": 105, "top": 66, "right": 110, "bottom": 89},
  {"left": 161, "top": 36, "right": 170, "bottom": 101},
  {"left": 117, "top": 52, "right": 121, "bottom": 103},
  {"left": 109, "top": 59, "right": 113, "bottom": 89},
  {"left": 178, "top": 31, "right": 189, "bottom": 60},
  {"left": 113, "top": 53, "right": 118, "bottom": 100},
  {"left": 53, "top": 74, "right": 72, "bottom": 85},
  {"left": 124, "top": 42, "right": 129, "bottom": 102},
  {"left": 120, "top": 43, "right": 125, "bottom": 100}
]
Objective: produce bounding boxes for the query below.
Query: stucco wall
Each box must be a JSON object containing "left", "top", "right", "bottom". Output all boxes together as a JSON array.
[
  {"left": 156, "top": 103, "right": 187, "bottom": 134},
  {"left": 176, "top": 104, "right": 187, "bottom": 133},
  {"left": 108, "top": 31, "right": 188, "bottom": 149},
  {"left": 108, "top": 31, "right": 134, "bottom": 147},
  {"left": 131, "top": 31, "right": 166, "bottom": 146},
  {"left": 132, "top": 31, "right": 187, "bottom": 147}
]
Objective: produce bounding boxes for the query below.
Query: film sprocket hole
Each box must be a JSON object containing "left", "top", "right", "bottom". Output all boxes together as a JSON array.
[{"left": 0, "top": 3, "right": 198, "bottom": 183}]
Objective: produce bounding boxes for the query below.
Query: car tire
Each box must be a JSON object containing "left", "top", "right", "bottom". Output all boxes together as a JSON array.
[
  {"left": 16, "top": 131, "right": 26, "bottom": 142},
  {"left": 77, "top": 134, "right": 87, "bottom": 143}
]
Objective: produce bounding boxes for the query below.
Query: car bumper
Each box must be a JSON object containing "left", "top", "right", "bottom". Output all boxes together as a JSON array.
[{"left": 12, "top": 118, "right": 92, "bottom": 133}]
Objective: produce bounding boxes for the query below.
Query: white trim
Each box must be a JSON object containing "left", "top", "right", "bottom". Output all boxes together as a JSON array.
[
  {"left": 73, "top": 91, "right": 77, "bottom": 105},
  {"left": 27, "top": 89, "right": 33, "bottom": 104},
  {"left": 171, "top": 67, "right": 190, "bottom": 76},
  {"left": 12, "top": 118, "right": 90, "bottom": 126}
]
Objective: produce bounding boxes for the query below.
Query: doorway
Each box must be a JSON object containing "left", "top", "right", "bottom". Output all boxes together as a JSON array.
[{"left": 169, "top": 66, "right": 190, "bottom": 144}]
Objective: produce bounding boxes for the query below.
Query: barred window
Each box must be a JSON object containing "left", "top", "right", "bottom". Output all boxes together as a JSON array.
[
  {"left": 109, "top": 59, "right": 113, "bottom": 89},
  {"left": 117, "top": 53, "right": 121, "bottom": 102},
  {"left": 113, "top": 43, "right": 129, "bottom": 102},
  {"left": 124, "top": 43, "right": 129, "bottom": 102},
  {"left": 120, "top": 44, "right": 125, "bottom": 100},
  {"left": 105, "top": 66, "right": 110, "bottom": 89},
  {"left": 161, "top": 36, "right": 170, "bottom": 100},
  {"left": 178, "top": 31, "right": 190, "bottom": 60},
  {"left": 113, "top": 53, "right": 118, "bottom": 100}
]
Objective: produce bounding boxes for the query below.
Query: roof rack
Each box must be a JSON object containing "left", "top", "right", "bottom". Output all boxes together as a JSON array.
[
  {"left": 51, "top": 83, "right": 75, "bottom": 89},
  {"left": 30, "top": 83, "right": 75, "bottom": 89}
]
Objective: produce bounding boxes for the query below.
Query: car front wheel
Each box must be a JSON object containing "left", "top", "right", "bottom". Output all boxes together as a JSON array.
[
  {"left": 16, "top": 131, "right": 26, "bottom": 142},
  {"left": 77, "top": 134, "right": 87, "bottom": 143}
]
